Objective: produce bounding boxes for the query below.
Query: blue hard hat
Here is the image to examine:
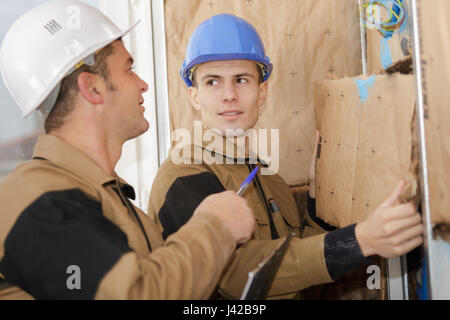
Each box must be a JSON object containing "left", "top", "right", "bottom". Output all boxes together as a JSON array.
[{"left": 180, "top": 14, "right": 273, "bottom": 87}]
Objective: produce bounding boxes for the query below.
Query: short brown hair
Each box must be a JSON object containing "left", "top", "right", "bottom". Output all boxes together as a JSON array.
[{"left": 44, "top": 42, "right": 116, "bottom": 133}]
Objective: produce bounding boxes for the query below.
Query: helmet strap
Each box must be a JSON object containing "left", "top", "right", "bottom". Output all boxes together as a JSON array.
[
  {"left": 256, "top": 63, "right": 267, "bottom": 80},
  {"left": 37, "top": 83, "right": 61, "bottom": 120},
  {"left": 188, "top": 65, "right": 198, "bottom": 84}
]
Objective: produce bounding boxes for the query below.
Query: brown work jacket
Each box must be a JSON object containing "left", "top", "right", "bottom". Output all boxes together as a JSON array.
[{"left": 0, "top": 134, "right": 236, "bottom": 299}]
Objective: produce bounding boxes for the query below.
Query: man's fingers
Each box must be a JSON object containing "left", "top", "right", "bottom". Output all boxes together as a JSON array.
[
  {"left": 381, "top": 202, "right": 417, "bottom": 222},
  {"left": 379, "top": 181, "right": 406, "bottom": 208},
  {"left": 396, "top": 236, "right": 423, "bottom": 256},
  {"left": 383, "top": 212, "right": 422, "bottom": 236},
  {"left": 391, "top": 223, "right": 424, "bottom": 245}
]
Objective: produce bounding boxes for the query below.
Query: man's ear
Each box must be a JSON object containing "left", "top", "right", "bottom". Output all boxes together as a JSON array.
[
  {"left": 188, "top": 86, "right": 201, "bottom": 111},
  {"left": 77, "top": 72, "right": 104, "bottom": 105},
  {"left": 257, "top": 81, "right": 269, "bottom": 108}
]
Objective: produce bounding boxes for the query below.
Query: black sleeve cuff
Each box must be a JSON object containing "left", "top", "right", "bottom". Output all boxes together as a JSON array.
[
  {"left": 307, "top": 194, "right": 336, "bottom": 232},
  {"left": 324, "top": 224, "right": 374, "bottom": 280}
]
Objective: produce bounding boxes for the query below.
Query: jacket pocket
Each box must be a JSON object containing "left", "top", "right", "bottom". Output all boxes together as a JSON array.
[{"left": 274, "top": 204, "right": 302, "bottom": 238}]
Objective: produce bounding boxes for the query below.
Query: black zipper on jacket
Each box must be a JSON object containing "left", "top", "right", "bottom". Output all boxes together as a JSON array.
[
  {"left": 114, "top": 181, "right": 152, "bottom": 252},
  {"left": 247, "top": 164, "right": 279, "bottom": 239}
]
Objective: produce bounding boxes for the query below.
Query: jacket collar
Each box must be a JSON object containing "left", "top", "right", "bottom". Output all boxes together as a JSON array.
[{"left": 32, "top": 134, "right": 136, "bottom": 200}]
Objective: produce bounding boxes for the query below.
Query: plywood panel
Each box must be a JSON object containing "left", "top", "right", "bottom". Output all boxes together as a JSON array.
[
  {"left": 418, "top": 0, "right": 450, "bottom": 225},
  {"left": 315, "top": 75, "right": 417, "bottom": 227}
]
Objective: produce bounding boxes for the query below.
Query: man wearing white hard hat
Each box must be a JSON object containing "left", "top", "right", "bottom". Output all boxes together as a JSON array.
[{"left": 0, "top": 0, "right": 254, "bottom": 299}]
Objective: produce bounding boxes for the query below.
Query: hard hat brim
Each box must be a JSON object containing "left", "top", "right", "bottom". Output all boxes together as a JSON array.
[{"left": 181, "top": 52, "right": 273, "bottom": 87}]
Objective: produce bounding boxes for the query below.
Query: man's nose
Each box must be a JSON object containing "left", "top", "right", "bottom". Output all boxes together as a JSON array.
[
  {"left": 222, "top": 82, "right": 238, "bottom": 103},
  {"left": 138, "top": 75, "right": 149, "bottom": 93}
]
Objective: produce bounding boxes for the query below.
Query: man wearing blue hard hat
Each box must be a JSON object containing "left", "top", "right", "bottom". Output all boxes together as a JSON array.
[{"left": 149, "top": 14, "right": 423, "bottom": 299}]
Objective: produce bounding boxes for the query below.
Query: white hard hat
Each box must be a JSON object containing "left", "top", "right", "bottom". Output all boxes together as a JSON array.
[{"left": 0, "top": 0, "right": 139, "bottom": 118}]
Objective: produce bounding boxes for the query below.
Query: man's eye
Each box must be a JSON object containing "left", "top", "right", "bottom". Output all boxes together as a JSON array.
[
  {"left": 207, "top": 79, "right": 218, "bottom": 86},
  {"left": 237, "top": 78, "right": 248, "bottom": 84}
]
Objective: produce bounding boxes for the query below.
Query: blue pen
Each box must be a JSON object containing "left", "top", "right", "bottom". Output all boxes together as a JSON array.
[{"left": 237, "top": 167, "right": 259, "bottom": 196}]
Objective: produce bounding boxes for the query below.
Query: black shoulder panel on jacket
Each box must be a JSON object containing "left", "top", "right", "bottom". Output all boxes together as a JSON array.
[
  {"left": 159, "top": 172, "right": 225, "bottom": 239},
  {"left": 0, "top": 189, "right": 132, "bottom": 299}
]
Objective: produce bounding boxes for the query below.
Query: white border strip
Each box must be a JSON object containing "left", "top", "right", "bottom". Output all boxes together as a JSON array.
[{"left": 151, "top": 0, "right": 171, "bottom": 166}]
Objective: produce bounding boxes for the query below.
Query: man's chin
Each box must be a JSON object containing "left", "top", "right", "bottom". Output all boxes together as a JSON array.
[
  {"left": 218, "top": 120, "right": 257, "bottom": 137},
  {"left": 127, "top": 120, "right": 150, "bottom": 140},
  {"left": 140, "top": 120, "right": 150, "bottom": 135},
  {"left": 222, "top": 126, "right": 252, "bottom": 137},
  {"left": 202, "top": 122, "right": 253, "bottom": 137}
]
